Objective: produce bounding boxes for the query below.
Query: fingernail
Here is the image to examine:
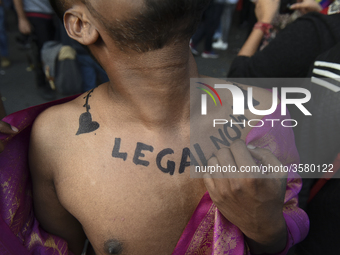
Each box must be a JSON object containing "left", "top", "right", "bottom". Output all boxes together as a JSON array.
[
  {"left": 11, "top": 126, "right": 19, "bottom": 132},
  {"left": 247, "top": 144, "right": 256, "bottom": 150}
]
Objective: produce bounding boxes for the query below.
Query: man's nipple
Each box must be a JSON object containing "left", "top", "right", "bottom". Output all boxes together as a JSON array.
[{"left": 104, "top": 239, "right": 123, "bottom": 254}]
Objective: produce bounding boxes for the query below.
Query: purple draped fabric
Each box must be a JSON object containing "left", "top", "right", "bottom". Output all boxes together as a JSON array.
[
  {"left": 172, "top": 103, "right": 309, "bottom": 255},
  {"left": 0, "top": 96, "right": 78, "bottom": 255},
  {"left": 0, "top": 97, "right": 309, "bottom": 254}
]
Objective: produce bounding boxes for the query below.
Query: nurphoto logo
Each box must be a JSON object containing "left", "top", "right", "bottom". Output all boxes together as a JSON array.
[{"left": 197, "top": 82, "right": 312, "bottom": 128}]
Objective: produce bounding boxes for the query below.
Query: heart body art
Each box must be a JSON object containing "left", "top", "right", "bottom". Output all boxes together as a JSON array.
[
  {"left": 74, "top": 85, "right": 253, "bottom": 175},
  {"left": 76, "top": 89, "right": 100, "bottom": 135}
]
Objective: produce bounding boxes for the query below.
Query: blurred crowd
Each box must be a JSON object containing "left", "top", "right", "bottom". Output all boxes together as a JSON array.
[{"left": 0, "top": 0, "right": 108, "bottom": 102}]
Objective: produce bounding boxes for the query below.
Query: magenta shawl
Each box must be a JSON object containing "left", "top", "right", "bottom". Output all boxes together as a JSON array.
[
  {"left": 173, "top": 104, "right": 309, "bottom": 255},
  {"left": 0, "top": 97, "right": 309, "bottom": 255}
]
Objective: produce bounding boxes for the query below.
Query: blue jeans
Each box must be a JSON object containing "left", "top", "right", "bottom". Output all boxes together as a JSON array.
[
  {"left": 221, "top": 4, "right": 237, "bottom": 43},
  {"left": 191, "top": 3, "right": 225, "bottom": 52},
  {"left": 77, "top": 54, "right": 109, "bottom": 92},
  {"left": 0, "top": 6, "right": 9, "bottom": 57}
]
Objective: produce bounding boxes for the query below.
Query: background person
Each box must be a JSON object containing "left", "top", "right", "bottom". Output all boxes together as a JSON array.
[
  {"left": 228, "top": 0, "right": 340, "bottom": 79},
  {"left": 212, "top": 0, "right": 239, "bottom": 50},
  {"left": 227, "top": 0, "right": 340, "bottom": 253},
  {"left": 0, "top": 0, "right": 10, "bottom": 68},
  {"left": 190, "top": 0, "right": 226, "bottom": 58},
  {"left": 13, "top": 0, "right": 57, "bottom": 100}
]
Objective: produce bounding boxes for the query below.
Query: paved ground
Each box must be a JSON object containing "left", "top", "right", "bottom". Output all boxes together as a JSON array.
[{"left": 0, "top": 8, "right": 248, "bottom": 116}]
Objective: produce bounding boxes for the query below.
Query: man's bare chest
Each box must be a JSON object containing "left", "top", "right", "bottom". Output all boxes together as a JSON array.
[
  {"left": 52, "top": 98, "right": 253, "bottom": 254},
  {"left": 53, "top": 107, "right": 252, "bottom": 220},
  {"left": 53, "top": 133, "right": 208, "bottom": 254}
]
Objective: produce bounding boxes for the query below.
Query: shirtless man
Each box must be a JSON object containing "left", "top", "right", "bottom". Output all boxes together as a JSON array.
[{"left": 28, "top": 0, "right": 305, "bottom": 254}]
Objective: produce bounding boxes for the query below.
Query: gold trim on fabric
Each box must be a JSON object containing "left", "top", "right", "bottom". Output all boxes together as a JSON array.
[{"left": 185, "top": 205, "right": 216, "bottom": 254}]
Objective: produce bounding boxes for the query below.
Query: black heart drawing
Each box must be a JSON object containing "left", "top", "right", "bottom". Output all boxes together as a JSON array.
[{"left": 76, "top": 112, "right": 100, "bottom": 135}]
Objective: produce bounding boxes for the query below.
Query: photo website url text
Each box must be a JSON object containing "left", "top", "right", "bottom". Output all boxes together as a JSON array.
[{"left": 195, "top": 164, "right": 334, "bottom": 175}]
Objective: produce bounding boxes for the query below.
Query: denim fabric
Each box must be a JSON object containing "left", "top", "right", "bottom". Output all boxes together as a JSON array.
[
  {"left": 221, "top": 3, "right": 237, "bottom": 42},
  {"left": 27, "top": 16, "right": 55, "bottom": 87},
  {"left": 77, "top": 54, "right": 109, "bottom": 92},
  {"left": 191, "top": 3, "right": 225, "bottom": 52}
]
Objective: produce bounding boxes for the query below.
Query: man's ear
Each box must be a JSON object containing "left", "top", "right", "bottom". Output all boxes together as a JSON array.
[{"left": 64, "top": 7, "right": 99, "bottom": 45}]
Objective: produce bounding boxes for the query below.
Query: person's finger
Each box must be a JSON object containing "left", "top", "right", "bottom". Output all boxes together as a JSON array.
[
  {"left": 247, "top": 145, "right": 280, "bottom": 165},
  {"left": 206, "top": 156, "right": 221, "bottom": 181},
  {"left": 214, "top": 146, "right": 244, "bottom": 179},
  {"left": 210, "top": 150, "right": 228, "bottom": 179},
  {"left": 247, "top": 144, "right": 287, "bottom": 177},
  {"left": 229, "top": 140, "right": 257, "bottom": 178},
  {"left": 289, "top": 3, "right": 306, "bottom": 10},
  {"left": 203, "top": 172, "right": 215, "bottom": 192},
  {"left": 211, "top": 147, "right": 235, "bottom": 196},
  {"left": 0, "top": 121, "right": 19, "bottom": 134}
]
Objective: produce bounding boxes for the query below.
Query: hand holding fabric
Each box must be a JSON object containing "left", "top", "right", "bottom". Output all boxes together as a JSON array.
[{"left": 204, "top": 140, "right": 287, "bottom": 254}]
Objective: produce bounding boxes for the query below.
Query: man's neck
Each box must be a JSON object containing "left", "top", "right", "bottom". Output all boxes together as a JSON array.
[{"left": 96, "top": 42, "right": 198, "bottom": 130}]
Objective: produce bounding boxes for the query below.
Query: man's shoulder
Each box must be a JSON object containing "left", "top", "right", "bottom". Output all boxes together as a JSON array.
[{"left": 30, "top": 94, "right": 86, "bottom": 152}]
